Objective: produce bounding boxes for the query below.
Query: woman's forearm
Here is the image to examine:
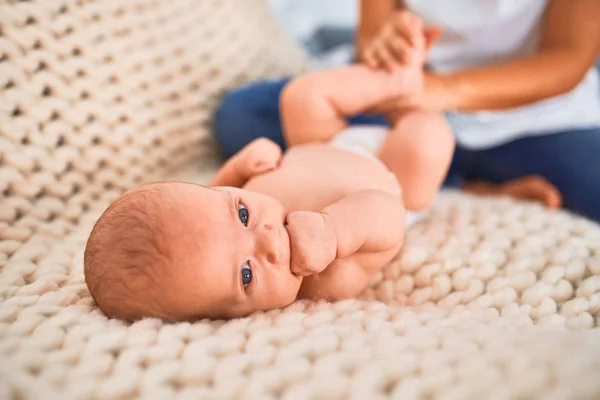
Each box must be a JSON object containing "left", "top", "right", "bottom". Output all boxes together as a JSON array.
[
  {"left": 432, "top": 49, "right": 598, "bottom": 112},
  {"left": 425, "top": 0, "right": 600, "bottom": 112},
  {"left": 356, "top": 0, "right": 398, "bottom": 59}
]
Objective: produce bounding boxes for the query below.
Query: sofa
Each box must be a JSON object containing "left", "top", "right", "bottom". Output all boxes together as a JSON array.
[{"left": 2, "top": 1, "right": 600, "bottom": 399}]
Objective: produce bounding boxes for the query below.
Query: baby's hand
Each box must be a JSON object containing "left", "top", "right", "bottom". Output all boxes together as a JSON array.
[
  {"left": 286, "top": 211, "right": 337, "bottom": 277},
  {"left": 235, "top": 137, "right": 283, "bottom": 179}
]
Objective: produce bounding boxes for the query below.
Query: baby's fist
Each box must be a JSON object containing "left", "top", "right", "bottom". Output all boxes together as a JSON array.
[
  {"left": 286, "top": 211, "right": 336, "bottom": 276},
  {"left": 236, "top": 137, "right": 283, "bottom": 178}
]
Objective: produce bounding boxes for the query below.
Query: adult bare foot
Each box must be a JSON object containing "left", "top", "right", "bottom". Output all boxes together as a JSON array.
[{"left": 464, "top": 175, "right": 563, "bottom": 209}]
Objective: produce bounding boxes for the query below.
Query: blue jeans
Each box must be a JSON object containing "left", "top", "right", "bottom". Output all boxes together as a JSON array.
[{"left": 213, "top": 78, "right": 600, "bottom": 222}]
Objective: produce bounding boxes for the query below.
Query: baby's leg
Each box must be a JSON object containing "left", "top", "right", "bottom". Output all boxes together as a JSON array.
[
  {"left": 380, "top": 115, "right": 562, "bottom": 212},
  {"left": 280, "top": 64, "right": 420, "bottom": 146},
  {"left": 378, "top": 111, "right": 455, "bottom": 211}
]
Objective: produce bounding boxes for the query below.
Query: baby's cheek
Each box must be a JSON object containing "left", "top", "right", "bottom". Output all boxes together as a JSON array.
[
  {"left": 263, "top": 275, "right": 301, "bottom": 309},
  {"left": 282, "top": 275, "right": 303, "bottom": 303}
]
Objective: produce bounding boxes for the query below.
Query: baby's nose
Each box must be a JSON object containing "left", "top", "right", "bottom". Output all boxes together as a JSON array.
[{"left": 258, "top": 224, "right": 281, "bottom": 265}]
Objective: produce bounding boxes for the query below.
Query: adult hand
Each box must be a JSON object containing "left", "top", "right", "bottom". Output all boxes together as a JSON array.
[
  {"left": 365, "top": 73, "right": 457, "bottom": 122},
  {"left": 361, "top": 9, "right": 442, "bottom": 72}
]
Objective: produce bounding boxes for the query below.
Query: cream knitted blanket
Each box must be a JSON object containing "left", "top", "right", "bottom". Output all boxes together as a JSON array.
[{"left": 2, "top": 1, "right": 600, "bottom": 399}]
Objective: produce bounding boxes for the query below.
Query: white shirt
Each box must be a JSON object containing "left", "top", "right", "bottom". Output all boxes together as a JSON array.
[{"left": 404, "top": 0, "right": 600, "bottom": 149}]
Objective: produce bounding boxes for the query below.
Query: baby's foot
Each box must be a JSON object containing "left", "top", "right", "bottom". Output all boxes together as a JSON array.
[
  {"left": 389, "top": 57, "right": 424, "bottom": 98},
  {"left": 235, "top": 138, "right": 283, "bottom": 178},
  {"left": 466, "top": 175, "right": 563, "bottom": 209},
  {"left": 365, "top": 59, "right": 424, "bottom": 117}
]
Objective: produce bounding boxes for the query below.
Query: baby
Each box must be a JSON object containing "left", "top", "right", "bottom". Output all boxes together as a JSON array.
[{"left": 85, "top": 61, "right": 560, "bottom": 322}]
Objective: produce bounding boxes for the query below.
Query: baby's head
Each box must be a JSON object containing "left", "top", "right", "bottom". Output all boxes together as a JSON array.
[{"left": 84, "top": 181, "right": 302, "bottom": 321}]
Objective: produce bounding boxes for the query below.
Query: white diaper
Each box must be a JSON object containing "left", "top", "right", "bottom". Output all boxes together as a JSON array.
[{"left": 330, "top": 125, "right": 425, "bottom": 229}]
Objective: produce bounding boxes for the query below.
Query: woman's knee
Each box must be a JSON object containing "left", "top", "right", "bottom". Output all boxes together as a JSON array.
[
  {"left": 560, "top": 171, "right": 600, "bottom": 223},
  {"left": 213, "top": 88, "right": 258, "bottom": 157},
  {"left": 213, "top": 79, "right": 291, "bottom": 157},
  {"left": 525, "top": 128, "right": 600, "bottom": 223}
]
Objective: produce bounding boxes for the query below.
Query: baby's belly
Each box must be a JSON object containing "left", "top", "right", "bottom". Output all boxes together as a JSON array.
[{"left": 245, "top": 145, "right": 400, "bottom": 212}]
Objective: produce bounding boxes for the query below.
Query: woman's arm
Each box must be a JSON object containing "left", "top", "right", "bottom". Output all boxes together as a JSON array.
[
  {"left": 356, "top": 0, "right": 398, "bottom": 60},
  {"left": 421, "top": 0, "right": 600, "bottom": 112}
]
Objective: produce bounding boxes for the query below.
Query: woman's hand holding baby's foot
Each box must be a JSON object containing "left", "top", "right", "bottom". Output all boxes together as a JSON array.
[
  {"left": 362, "top": 10, "right": 441, "bottom": 73},
  {"left": 362, "top": 48, "right": 426, "bottom": 117},
  {"left": 286, "top": 211, "right": 337, "bottom": 277},
  {"left": 361, "top": 12, "right": 444, "bottom": 117},
  {"left": 235, "top": 137, "right": 283, "bottom": 179}
]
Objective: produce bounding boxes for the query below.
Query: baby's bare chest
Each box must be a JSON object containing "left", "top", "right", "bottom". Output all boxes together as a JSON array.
[{"left": 244, "top": 145, "right": 398, "bottom": 212}]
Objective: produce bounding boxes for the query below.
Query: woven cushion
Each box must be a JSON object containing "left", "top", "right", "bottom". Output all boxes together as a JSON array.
[
  {"left": 2, "top": 1, "right": 600, "bottom": 399},
  {"left": 0, "top": 0, "right": 308, "bottom": 256}
]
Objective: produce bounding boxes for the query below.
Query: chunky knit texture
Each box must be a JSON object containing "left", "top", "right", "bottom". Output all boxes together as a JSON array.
[{"left": 2, "top": 1, "right": 600, "bottom": 399}]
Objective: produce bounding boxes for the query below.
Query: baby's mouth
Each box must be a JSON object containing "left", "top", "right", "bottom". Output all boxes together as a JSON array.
[
  {"left": 284, "top": 223, "right": 301, "bottom": 276},
  {"left": 280, "top": 223, "right": 292, "bottom": 268}
]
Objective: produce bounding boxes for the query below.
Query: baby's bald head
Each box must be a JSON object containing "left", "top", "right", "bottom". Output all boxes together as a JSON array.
[{"left": 84, "top": 183, "right": 174, "bottom": 321}]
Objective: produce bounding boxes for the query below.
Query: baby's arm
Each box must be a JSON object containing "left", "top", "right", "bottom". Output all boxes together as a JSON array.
[
  {"left": 320, "top": 190, "right": 405, "bottom": 258},
  {"left": 210, "top": 138, "right": 282, "bottom": 187},
  {"left": 280, "top": 64, "right": 421, "bottom": 146},
  {"left": 287, "top": 190, "right": 405, "bottom": 299}
]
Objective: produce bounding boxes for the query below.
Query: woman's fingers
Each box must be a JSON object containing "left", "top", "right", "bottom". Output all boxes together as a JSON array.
[
  {"left": 373, "top": 38, "right": 399, "bottom": 72},
  {"left": 363, "top": 10, "right": 432, "bottom": 71},
  {"left": 390, "top": 11, "right": 422, "bottom": 47},
  {"left": 385, "top": 34, "right": 412, "bottom": 64},
  {"left": 362, "top": 45, "right": 379, "bottom": 68},
  {"left": 375, "top": 25, "right": 404, "bottom": 69},
  {"left": 385, "top": 12, "right": 426, "bottom": 68}
]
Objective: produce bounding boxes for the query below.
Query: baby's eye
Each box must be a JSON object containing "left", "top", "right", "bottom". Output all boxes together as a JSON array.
[
  {"left": 241, "top": 262, "right": 252, "bottom": 288},
  {"left": 238, "top": 203, "right": 249, "bottom": 226}
]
